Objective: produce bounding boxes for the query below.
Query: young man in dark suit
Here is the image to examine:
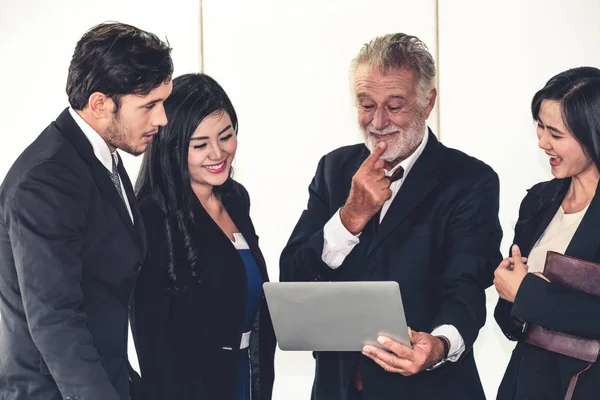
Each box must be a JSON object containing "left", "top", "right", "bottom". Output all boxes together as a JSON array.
[
  {"left": 280, "top": 33, "right": 503, "bottom": 400},
  {"left": 0, "top": 22, "right": 173, "bottom": 400}
]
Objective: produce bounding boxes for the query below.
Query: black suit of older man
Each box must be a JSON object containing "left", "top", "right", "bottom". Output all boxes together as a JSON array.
[{"left": 280, "top": 130, "right": 502, "bottom": 400}]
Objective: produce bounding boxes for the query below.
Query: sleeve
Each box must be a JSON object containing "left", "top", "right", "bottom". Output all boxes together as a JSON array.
[
  {"left": 6, "top": 161, "right": 121, "bottom": 400},
  {"left": 131, "top": 202, "right": 176, "bottom": 399},
  {"left": 494, "top": 188, "right": 540, "bottom": 340},
  {"left": 431, "top": 324, "right": 465, "bottom": 362},
  {"left": 322, "top": 209, "right": 360, "bottom": 269},
  {"left": 494, "top": 298, "right": 518, "bottom": 340},
  {"left": 280, "top": 156, "right": 346, "bottom": 282},
  {"left": 511, "top": 273, "right": 600, "bottom": 340},
  {"left": 431, "top": 169, "right": 503, "bottom": 352}
]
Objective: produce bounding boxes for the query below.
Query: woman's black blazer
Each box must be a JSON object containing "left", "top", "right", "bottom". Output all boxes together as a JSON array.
[
  {"left": 495, "top": 178, "right": 600, "bottom": 399},
  {"left": 132, "top": 180, "right": 276, "bottom": 400}
]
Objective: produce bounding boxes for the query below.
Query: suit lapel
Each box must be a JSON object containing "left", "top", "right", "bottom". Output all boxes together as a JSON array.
[
  {"left": 54, "top": 109, "right": 144, "bottom": 257},
  {"left": 368, "top": 131, "right": 443, "bottom": 255},
  {"left": 517, "top": 179, "right": 569, "bottom": 256},
  {"left": 222, "top": 187, "right": 270, "bottom": 282},
  {"left": 515, "top": 178, "right": 600, "bottom": 262}
]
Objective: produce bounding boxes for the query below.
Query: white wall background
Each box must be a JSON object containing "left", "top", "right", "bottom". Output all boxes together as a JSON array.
[{"left": 1, "top": 0, "right": 600, "bottom": 399}]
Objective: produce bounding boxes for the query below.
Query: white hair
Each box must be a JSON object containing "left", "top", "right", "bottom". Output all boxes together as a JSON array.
[{"left": 350, "top": 33, "right": 436, "bottom": 108}]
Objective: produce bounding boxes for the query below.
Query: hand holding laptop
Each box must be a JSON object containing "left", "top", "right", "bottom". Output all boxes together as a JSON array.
[{"left": 362, "top": 328, "right": 448, "bottom": 376}]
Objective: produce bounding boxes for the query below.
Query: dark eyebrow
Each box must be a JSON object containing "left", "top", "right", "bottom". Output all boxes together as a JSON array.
[
  {"left": 140, "top": 99, "right": 160, "bottom": 108},
  {"left": 190, "top": 125, "right": 233, "bottom": 141},
  {"left": 538, "top": 117, "right": 566, "bottom": 135},
  {"left": 546, "top": 125, "right": 566, "bottom": 135}
]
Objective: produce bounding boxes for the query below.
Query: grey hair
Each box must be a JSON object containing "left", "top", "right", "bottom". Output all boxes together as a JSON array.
[{"left": 350, "top": 33, "right": 436, "bottom": 108}]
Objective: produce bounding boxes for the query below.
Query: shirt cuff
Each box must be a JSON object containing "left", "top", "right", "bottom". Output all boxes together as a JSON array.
[
  {"left": 431, "top": 324, "right": 465, "bottom": 362},
  {"left": 321, "top": 209, "right": 360, "bottom": 269}
]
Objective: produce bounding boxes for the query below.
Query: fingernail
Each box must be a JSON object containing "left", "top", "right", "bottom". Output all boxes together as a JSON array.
[{"left": 377, "top": 336, "right": 386, "bottom": 345}]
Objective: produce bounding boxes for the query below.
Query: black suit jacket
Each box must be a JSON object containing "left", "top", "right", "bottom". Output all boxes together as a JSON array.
[
  {"left": 0, "top": 109, "right": 146, "bottom": 400},
  {"left": 280, "top": 131, "right": 503, "bottom": 400},
  {"left": 132, "top": 181, "right": 276, "bottom": 400},
  {"left": 495, "top": 178, "right": 600, "bottom": 400}
]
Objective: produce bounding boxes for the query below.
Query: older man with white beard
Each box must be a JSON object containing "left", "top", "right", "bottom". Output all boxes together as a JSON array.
[{"left": 280, "top": 33, "right": 503, "bottom": 400}]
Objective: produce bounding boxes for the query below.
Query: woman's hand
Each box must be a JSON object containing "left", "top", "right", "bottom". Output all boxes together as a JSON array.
[{"left": 494, "top": 245, "right": 529, "bottom": 303}]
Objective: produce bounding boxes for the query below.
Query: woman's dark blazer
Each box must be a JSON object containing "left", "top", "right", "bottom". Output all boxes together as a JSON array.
[
  {"left": 131, "top": 180, "right": 276, "bottom": 400},
  {"left": 495, "top": 178, "right": 600, "bottom": 399}
]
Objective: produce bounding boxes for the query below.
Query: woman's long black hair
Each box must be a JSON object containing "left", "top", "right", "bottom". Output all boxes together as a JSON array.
[{"left": 136, "top": 73, "right": 238, "bottom": 290}]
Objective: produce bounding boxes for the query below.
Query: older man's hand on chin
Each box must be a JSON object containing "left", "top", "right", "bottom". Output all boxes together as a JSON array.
[{"left": 339, "top": 141, "right": 391, "bottom": 235}]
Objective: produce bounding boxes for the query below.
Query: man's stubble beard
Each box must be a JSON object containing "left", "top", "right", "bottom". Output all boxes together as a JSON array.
[{"left": 105, "top": 112, "right": 143, "bottom": 156}]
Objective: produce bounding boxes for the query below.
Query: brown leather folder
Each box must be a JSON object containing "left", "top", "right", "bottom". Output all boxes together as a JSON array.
[
  {"left": 525, "top": 251, "right": 600, "bottom": 362},
  {"left": 543, "top": 251, "right": 600, "bottom": 297},
  {"left": 524, "top": 251, "right": 600, "bottom": 399}
]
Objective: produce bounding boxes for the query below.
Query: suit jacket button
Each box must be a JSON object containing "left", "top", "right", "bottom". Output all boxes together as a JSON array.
[{"left": 134, "top": 263, "right": 142, "bottom": 273}]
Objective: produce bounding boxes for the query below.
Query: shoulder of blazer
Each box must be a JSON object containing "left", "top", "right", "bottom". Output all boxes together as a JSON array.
[
  {"left": 1, "top": 109, "right": 102, "bottom": 203},
  {"left": 321, "top": 143, "right": 369, "bottom": 171},
  {"left": 0, "top": 127, "right": 92, "bottom": 214},
  {"left": 221, "top": 180, "right": 255, "bottom": 233},
  {"left": 222, "top": 179, "right": 250, "bottom": 209},
  {"left": 432, "top": 140, "right": 499, "bottom": 186},
  {"left": 527, "top": 178, "right": 568, "bottom": 197},
  {"left": 518, "top": 178, "right": 569, "bottom": 215},
  {"left": 512, "top": 178, "right": 569, "bottom": 254},
  {"left": 3, "top": 112, "right": 89, "bottom": 182}
]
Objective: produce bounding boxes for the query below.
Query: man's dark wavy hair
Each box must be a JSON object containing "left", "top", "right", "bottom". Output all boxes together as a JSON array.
[{"left": 66, "top": 22, "right": 173, "bottom": 112}]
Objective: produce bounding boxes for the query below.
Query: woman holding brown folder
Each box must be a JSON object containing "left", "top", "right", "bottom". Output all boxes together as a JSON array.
[{"left": 494, "top": 67, "right": 600, "bottom": 400}]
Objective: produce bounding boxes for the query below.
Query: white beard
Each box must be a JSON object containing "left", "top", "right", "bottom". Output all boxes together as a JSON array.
[{"left": 364, "top": 117, "right": 426, "bottom": 162}]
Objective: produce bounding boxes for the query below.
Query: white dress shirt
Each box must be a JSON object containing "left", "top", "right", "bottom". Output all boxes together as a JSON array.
[
  {"left": 321, "top": 127, "right": 465, "bottom": 361},
  {"left": 69, "top": 108, "right": 133, "bottom": 222}
]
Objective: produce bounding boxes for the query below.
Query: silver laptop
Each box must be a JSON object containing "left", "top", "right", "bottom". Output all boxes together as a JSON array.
[{"left": 263, "top": 281, "right": 411, "bottom": 351}]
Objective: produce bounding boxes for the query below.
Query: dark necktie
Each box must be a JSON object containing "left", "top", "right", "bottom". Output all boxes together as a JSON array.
[
  {"left": 372, "top": 165, "right": 405, "bottom": 229},
  {"left": 387, "top": 165, "right": 405, "bottom": 182},
  {"left": 109, "top": 154, "right": 126, "bottom": 204}
]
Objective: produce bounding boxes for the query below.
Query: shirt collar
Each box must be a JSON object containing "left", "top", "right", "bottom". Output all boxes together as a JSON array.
[
  {"left": 384, "top": 124, "right": 429, "bottom": 178},
  {"left": 68, "top": 107, "right": 118, "bottom": 172}
]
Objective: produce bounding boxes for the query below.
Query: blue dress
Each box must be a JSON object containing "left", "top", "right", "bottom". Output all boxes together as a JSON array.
[{"left": 232, "top": 233, "right": 264, "bottom": 400}]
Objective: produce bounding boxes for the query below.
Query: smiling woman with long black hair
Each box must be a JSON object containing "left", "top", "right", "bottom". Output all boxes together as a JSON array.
[
  {"left": 494, "top": 67, "right": 600, "bottom": 400},
  {"left": 132, "top": 73, "right": 276, "bottom": 400}
]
